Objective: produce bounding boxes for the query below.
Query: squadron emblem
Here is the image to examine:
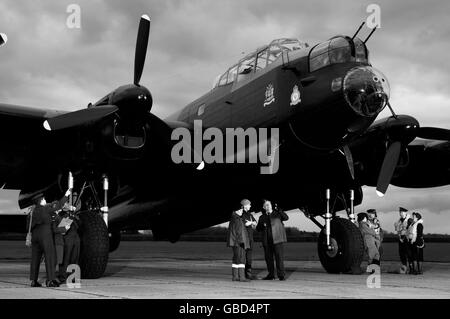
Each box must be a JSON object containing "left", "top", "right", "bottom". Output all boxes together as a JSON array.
[
  {"left": 290, "top": 85, "right": 301, "bottom": 106},
  {"left": 263, "top": 83, "right": 275, "bottom": 107}
]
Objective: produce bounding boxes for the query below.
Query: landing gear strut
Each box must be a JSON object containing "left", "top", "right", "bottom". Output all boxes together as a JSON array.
[
  {"left": 101, "top": 175, "right": 109, "bottom": 226},
  {"left": 307, "top": 189, "right": 364, "bottom": 274}
]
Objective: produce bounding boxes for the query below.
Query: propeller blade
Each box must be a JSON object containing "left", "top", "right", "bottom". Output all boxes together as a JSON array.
[
  {"left": 43, "top": 105, "right": 118, "bottom": 131},
  {"left": 376, "top": 141, "right": 401, "bottom": 197},
  {"left": 342, "top": 145, "right": 355, "bottom": 180},
  {"left": 417, "top": 127, "right": 450, "bottom": 141},
  {"left": 0, "top": 33, "right": 7, "bottom": 47},
  {"left": 134, "top": 14, "right": 150, "bottom": 85}
]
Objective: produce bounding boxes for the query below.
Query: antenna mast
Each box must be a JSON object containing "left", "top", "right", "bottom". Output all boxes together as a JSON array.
[{"left": 351, "top": 22, "right": 365, "bottom": 40}]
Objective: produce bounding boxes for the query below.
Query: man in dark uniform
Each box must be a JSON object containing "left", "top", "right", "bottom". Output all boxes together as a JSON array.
[
  {"left": 58, "top": 195, "right": 81, "bottom": 282},
  {"left": 257, "top": 199, "right": 289, "bottom": 281},
  {"left": 394, "top": 207, "right": 410, "bottom": 273},
  {"left": 29, "top": 189, "right": 71, "bottom": 287},
  {"left": 240, "top": 199, "right": 257, "bottom": 280}
]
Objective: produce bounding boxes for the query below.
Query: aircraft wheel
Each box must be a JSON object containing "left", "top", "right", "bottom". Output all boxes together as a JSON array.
[
  {"left": 109, "top": 231, "right": 121, "bottom": 253},
  {"left": 79, "top": 210, "right": 109, "bottom": 279},
  {"left": 318, "top": 217, "right": 364, "bottom": 274}
]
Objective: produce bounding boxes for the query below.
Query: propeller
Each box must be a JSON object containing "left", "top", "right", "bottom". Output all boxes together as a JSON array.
[
  {"left": 0, "top": 33, "right": 7, "bottom": 47},
  {"left": 376, "top": 141, "right": 401, "bottom": 197},
  {"left": 134, "top": 14, "right": 151, "bottom": 86},
  {"left": 43, "top": 15, "right": 152, "bottom": 131},
  {"left": 43, "top": 105, "right": 118, "bottom": 131},
  {"left": 342, "top": 145, "right": 355, "bottom": 180},
  {"left": 416, "top": 127, "right": 450, "bottom": 141}
]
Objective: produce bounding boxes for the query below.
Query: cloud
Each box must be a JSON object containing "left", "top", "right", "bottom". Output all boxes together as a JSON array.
[
  {"left": 0, "top": 190, "right": 21, "bottom": 214},
  {"left": 1, "top": 0, "right": 450, "bottom": 233}
]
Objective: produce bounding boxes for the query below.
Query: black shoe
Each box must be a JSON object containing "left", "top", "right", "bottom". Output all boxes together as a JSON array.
[
  {"left": 30, "top": 280, "right": 42, "bottom": 287},
  {"left": 279, "top": 276, "right": 286, "bottom": 281},
  {"left": 263, "top": 275, "right": 275, "bottom": 280},
  {"left": 46, "top": 280, "right": 60, "bottom": 287}
]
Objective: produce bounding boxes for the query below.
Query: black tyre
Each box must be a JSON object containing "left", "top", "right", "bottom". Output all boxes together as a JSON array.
[
  {"left": 318, "top": 217, "right": 364, "bottom": 274},
  {"left": 79, "top": 210, "right": 109, "bottom": 279},
  {"left": 109, "top": 231, "right": 121, "bottom": 253}
]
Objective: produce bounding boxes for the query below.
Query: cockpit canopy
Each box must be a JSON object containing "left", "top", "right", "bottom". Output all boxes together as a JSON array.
[
  {"left": 212, "top": 38, "right": 309, "bottom": 89},
  {"left": 309, "top": 36, "right": 369, "bottom": 72}
]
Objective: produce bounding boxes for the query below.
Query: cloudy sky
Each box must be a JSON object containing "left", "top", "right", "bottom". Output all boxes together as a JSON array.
[{"left": 1, "top": 0, "right": 450, "bottom": 234}]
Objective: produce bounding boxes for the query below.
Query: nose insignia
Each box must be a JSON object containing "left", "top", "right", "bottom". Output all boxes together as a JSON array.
[{"left": 343, "top": 66, "right": 390, "bottom": 117}]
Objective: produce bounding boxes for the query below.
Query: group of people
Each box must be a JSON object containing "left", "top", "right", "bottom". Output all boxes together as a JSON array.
[
  {"left": 358, "top": 207, "right": 425, "bottom": 275},
  {"left": 27, "top": 188, "right": 427, "bottom": 285},
  {"left": 394, "top": 207, "right": 425, "bottom": 275},
  {"left": 227, "top": 198, "right": 288, "bottom": 282},
  {"left": 27, "top": 188, "right": 81, "bottom": 287}
]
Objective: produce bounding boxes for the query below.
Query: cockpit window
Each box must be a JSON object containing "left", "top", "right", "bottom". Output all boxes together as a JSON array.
[
  {"left": 267, "top": 45, "right": 282, "bottom": 64},
  {"left": 329, "top": 37, "right": 352, "bottom": 64},
  {"left": 227, "top": 65, "right": 238, "bottom": 84},
  {"left": 310, "top": 41, "right": 331, "bottom": 71},
  {"left": 309, "top": 36, "right": 369, "bottom": 72},
  {"left": 279, "top": 39, "right": 306, "bottom": 51},
  {"left": 213, "top": 38, "right": 309, "bottom": 89},
  {"left": 218, "top": 72, "right": 228, "bottom": 86},
  {"left": 237, "top": 55, "right": 256, "bottom": 82},
  {"left": 256, "top": 49, "right": 268, "bottom": 71}
]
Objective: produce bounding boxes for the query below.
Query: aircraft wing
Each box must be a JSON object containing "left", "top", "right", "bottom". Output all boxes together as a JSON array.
[
  {"left": 0, "top": 103, "right": 68, "bottom": 189},
  {"left": 349, "top": 115, "right": 450, "bottom": 194}
]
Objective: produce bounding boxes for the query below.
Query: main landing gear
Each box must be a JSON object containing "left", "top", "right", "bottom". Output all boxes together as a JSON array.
[
  {"left": 305, "top": 189, "right": 364, "bottom": 274},
  {"left": 70, "top": 173, "right": 111, "bottom": 279}
]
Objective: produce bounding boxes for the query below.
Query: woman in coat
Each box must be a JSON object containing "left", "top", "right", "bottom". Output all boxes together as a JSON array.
[{"left": 410, "top": 212, "right": 425, "bottom": 275}]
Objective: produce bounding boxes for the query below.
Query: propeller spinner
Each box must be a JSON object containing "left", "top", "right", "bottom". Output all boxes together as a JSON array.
[{"left": 44, "top": 14, "right": 152, "bottom": 131}]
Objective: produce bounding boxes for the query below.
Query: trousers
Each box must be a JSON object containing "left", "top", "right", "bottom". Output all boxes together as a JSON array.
[
  {"left": 263, "top": 242, "right": 285, "bottom": 277},
  {"left": 30, "top": 226, "right": 56, "bottom": 281}
]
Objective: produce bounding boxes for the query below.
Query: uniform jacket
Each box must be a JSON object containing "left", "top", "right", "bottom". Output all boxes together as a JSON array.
[
  {"left": 227, "top": 211, "right": 250, "bottom": 249},
  {"left": 242, "top": 210, "right": 257, "bottom": 243},
  {"left": 256, "top": 209, "right": 289, "bottom": 245},
  {"left": 31, "top": 196, "right": 68, "bottom": 231},
  {"left": 394, "top": 214, "right": 410, "bottom": 242}
]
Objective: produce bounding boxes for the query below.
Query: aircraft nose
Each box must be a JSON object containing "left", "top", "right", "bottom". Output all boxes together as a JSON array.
[{"left": 343, "top": 66, "right": 390, "bottom": 117}]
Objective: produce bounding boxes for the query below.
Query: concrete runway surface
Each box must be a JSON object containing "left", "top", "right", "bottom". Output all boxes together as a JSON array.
[{"left": 0, "top": 241, "right": 449, "bottom": 299}]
